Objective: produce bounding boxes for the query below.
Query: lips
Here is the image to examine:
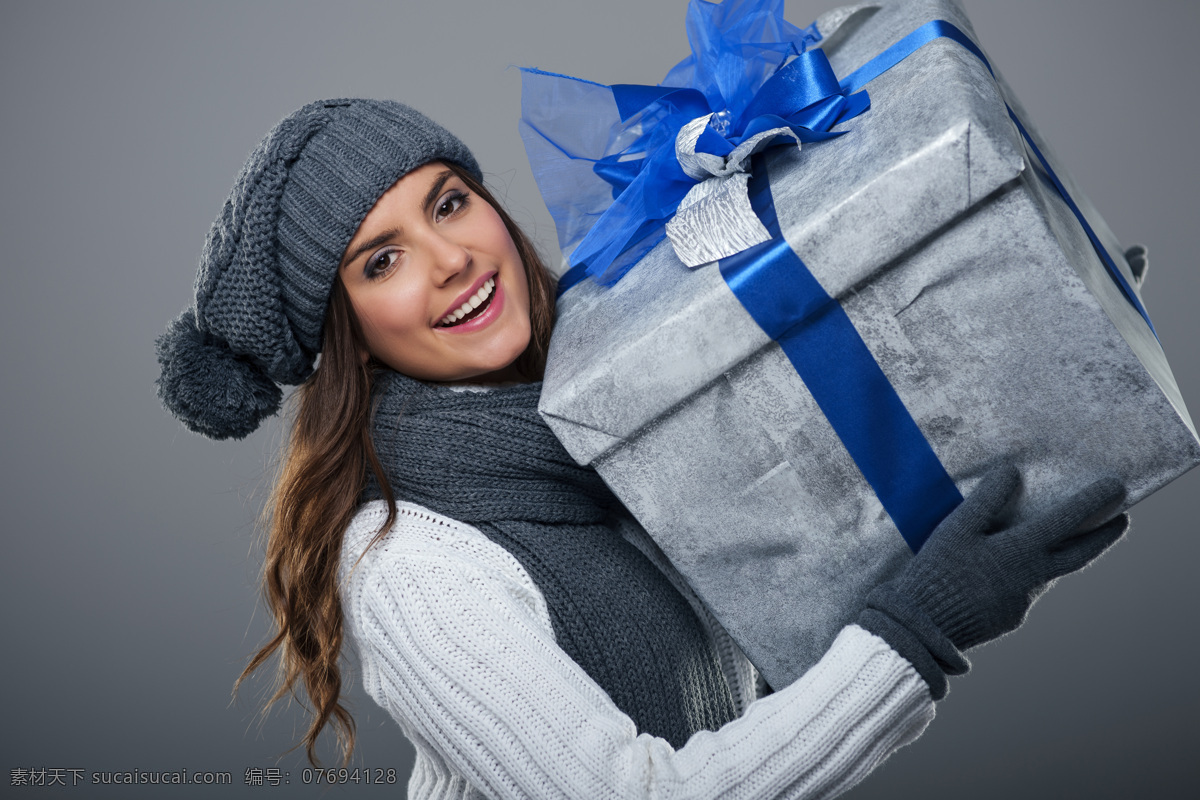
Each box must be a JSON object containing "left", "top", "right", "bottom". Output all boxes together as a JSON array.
[
  {"left": 433, "top": 270, "right": 508, "bottom": 333},
  {"left": 437, "top": 276, "right": 496, "bottom": 328}
]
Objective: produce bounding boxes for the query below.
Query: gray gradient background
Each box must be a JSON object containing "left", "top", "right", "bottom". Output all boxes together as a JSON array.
[{"left": 2, "top": 1, "right": 1195, "bottom": 797}]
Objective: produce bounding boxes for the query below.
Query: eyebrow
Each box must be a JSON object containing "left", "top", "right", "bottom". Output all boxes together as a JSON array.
[
  {"left": 340, "top": 227, "right": 401, "bottom": 272},
  {"left": 339, "top": 169, "right": 457, "bottom": 272},
  {"left": 421, "top": 169, "right": 455, "bottom": 213}
]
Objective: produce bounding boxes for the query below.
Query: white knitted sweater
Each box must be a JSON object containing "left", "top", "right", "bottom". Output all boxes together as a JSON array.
[{"left": 339, "top": 500, "right": 935, "bottom": 800}]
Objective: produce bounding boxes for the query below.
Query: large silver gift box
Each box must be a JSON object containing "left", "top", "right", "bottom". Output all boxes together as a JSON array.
[{"left": 538, "top": 0, "right": 1200, "bottom": 688}]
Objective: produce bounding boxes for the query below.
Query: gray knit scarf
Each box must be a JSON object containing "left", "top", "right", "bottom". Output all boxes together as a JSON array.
[{"left": 362, "top": 370, "right": 737, "bottom": 747}]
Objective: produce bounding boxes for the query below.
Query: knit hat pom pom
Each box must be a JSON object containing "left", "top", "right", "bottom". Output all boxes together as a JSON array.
[{"left": 156, "top": 308, "right": 283, "bottom": 440}]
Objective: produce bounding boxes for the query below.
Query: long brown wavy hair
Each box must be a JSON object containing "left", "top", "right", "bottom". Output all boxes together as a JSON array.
[{"left": 237, "top": 163, "right": 558, "bottom": 765}]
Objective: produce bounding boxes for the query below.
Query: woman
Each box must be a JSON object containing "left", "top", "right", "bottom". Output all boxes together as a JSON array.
[{"left": 156, "top": 99, "right": 1128, "bottom": 799}]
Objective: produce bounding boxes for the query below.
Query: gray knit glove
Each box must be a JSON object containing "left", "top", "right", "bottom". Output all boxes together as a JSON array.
[{"left": 859, "top": 466, "right": 1130, "bottom": 699}]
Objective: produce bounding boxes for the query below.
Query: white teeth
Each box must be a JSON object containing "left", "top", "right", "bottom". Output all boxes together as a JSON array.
[{"left": 439, "top": 278, "right": 496, "bottom": 326}]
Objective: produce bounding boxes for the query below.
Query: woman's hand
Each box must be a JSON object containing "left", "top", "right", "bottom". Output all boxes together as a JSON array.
[{"left": 859, "top": 466, "right": 1130, "bottom": 698}]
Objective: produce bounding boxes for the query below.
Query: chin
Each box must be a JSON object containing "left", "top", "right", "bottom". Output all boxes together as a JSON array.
[{"left": 463, "top": 343, "right": 531, "bottom": 382}]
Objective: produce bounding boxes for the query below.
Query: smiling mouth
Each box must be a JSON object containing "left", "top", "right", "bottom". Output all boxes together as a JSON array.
[{"left": 436, "top": 277, "right": 496, "bottom": 328}]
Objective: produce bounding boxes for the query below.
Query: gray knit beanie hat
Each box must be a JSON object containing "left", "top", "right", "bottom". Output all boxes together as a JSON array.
[{"left": 155, "top": 99, "right": 482, "bottom": 440}]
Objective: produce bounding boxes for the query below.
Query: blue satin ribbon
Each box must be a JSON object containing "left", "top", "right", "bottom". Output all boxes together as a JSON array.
[
  {"left": 570, "top": 45, "right": 871, "bottom": 286},
  {"left": 720, "top": 166, "right": 963, "bottom": 552},
  {"left": 1007, "top": 108, "right": 1158, "bottom": 339}
]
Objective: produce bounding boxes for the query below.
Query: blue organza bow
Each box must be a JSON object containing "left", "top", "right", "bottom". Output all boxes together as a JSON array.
[{"left": 520, "top": 0, "right": 870, "bottom": 286}]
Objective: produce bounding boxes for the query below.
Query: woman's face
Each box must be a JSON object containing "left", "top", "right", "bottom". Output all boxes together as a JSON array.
[{"left": 339, "top": 162, "right": 532, "bottom": 383}]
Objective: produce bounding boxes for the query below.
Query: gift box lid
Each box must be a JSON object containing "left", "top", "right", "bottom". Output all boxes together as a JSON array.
[{"left": 541, "top": 0, "right": 1049, "bottom": 465}]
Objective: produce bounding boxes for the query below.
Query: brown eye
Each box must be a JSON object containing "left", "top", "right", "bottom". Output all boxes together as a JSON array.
[
  {"left": 365, "top": 249, "right": 400, "bottom": 280},
  {"left": 434, "top": 191, "right": 467, "bottom": 222}
]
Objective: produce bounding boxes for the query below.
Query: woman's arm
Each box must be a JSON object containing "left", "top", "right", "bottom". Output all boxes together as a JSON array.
[{"left": 341, "top": 502, "right": 933, "bottom": 800}]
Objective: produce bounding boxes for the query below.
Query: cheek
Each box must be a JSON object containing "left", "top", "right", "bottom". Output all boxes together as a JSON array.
[
  {"left": 480, "top": 208, "right": 522, "bottom": 271},
  {"left": 497, "top": 236, "right": 528, "bottom": 302},
  {"left": 352, "top": 288, "right": 426, "bottom": 352}
]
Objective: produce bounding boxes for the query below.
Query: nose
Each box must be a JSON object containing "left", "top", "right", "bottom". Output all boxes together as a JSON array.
[{"left": 425, "top": 230, "right": 471, "bottom": 286}]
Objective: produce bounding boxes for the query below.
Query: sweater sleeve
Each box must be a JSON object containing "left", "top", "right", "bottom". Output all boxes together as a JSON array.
[{"left": 341, "top": 502, "right": 935, "bottom": 800}]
